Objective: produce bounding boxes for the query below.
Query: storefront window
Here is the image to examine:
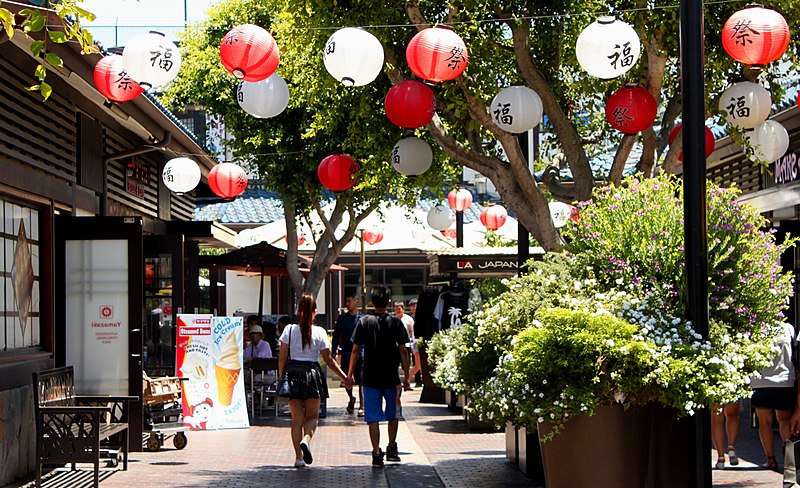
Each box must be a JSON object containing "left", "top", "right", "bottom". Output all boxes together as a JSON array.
[
  {"left": 343, "top": 267, "right": 425, "bottom": 306},
  {"left": 144, "top": 254, "right": 174, "bottom": 375},
  {"left": 0, "top": 201, "right": 40, "bottom": 352}
]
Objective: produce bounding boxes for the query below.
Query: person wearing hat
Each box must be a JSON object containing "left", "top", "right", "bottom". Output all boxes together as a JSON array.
[{"left": 244, "top": 324, "right": 273, "bottom": 365}]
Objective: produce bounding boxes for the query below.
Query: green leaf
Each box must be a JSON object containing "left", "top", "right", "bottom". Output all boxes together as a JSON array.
[
  {"left": 29, "top": 40, "right": 44, "bottom": 57},
  {"left": 34, "top": 64, "right": 46, "bottom": 81},
  {"left": 26, "top": 84, "right": 40, "bottom": 92},
  {"left": 45, "top": 52, "right": 63, "bottom": 68},
  {"left": 28, "top": 14, "right": 45, "bottom": 33},
  {"left": 0, "top": 8, "right": 14, "bottom": 39},
  {"left": 48, "top": 31, "right": 67, "bottom": 43},
  {"left": 40, "top": 82, "right": 52, "bottom": 101},
  {"left": 73, "top": 6, "right": 96, "bottom": 22}
]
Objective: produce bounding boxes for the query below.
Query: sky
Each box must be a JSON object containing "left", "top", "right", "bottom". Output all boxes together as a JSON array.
[{"left": 79, "top": 0, "right": 216, "bottom": 48}]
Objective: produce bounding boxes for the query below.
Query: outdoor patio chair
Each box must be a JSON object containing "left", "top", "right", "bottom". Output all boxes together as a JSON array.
[{"left": 249, "top": 357, "right": 279, "bottom": 417}]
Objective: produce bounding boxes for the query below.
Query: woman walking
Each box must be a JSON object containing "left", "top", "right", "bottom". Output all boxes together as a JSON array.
[{"left": 278, "top": 292, "right": 351, "bottom": 468}]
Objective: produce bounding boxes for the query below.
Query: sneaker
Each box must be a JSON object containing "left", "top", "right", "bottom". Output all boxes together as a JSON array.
[
  {"left": 386, "top": 444, "right": 401, "bottom": 462},
  {"left": 294, "top": 459, "right": 306, "bottom": 468},
  {"left": 346, "top": 398, "right": 355, "bottom": 414},
  {"left": 728, "top": 447, "right": 739, "bottom": 466},
  {"left": 714, "top": 458, "right": 725, "bottom": 469},
  {"left": 300, "top": 440, "right": 313, "bottom": 465},
  {"left": 357, "top": 407, "right": 365, "bottom": 417},
  {"left": 372, "top": 449, "right": 385, "bottom": 468}
]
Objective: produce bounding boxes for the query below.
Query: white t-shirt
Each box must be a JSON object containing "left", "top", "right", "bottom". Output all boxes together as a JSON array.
[
  {"left": 279, "top": 324, "right": 331, "bottom": 362},
  {"left": 399, "top": 314, "right": 415, "bottom": 345},
  {"left": 751, "top": 322, "right": 798, "bottom": 389}
]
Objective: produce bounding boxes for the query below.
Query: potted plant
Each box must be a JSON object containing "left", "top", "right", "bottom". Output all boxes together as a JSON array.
[{"left": 428, "top": 176, "right": 794, "bottom": 487}]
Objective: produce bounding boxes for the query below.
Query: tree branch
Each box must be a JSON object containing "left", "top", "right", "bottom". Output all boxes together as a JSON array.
[{"left": 609, "top": 134, "right": 636, "bottom": 185}]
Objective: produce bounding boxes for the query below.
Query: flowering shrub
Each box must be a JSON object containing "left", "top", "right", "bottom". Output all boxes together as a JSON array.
[{"left": 428, "top": 175, "right": 794, "bottom": 432}]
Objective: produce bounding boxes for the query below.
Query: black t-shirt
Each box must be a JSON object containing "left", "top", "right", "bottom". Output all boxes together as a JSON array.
[{"left": 351, "top": 312, "right": 409, "bottom": 389}]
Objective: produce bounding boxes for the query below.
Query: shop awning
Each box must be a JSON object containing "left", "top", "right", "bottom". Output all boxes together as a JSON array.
[{"left": 428, "top": 246, "right": 545, "bottom": 278}]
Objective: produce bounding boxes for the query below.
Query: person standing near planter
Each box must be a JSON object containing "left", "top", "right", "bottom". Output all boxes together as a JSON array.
[
  {"left": 711, "top": 403, "right": 740, "bottom": 469},
  {"left": 348, "top": 286, "right": 411, "bottom": 468},
  {"left": 752, "top": 322, "right": 799, "bottom": 470},
  {"left": 332, "top": 293, "right": 363, "bottom": 414}
]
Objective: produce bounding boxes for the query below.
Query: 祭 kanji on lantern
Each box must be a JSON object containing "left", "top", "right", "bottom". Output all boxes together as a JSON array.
[
  {"left": 447, "top": 187, "right": 473, "bottom": 212},
  {"left": 318, "top": 154, "right": 359, "bottom": 191},
  {"left": 722, "top": 6, "right": 790, "bottom": 67},
  {"left": 391, "top": 137, "right": 433, "bottom": 176},
  {"left": 162, "top": 157, "right": 201, "bottom": 193},
  {"left": 323, "top": 27, "right": 384, "bottom": 86},
  {"left": 745, "top": 119, "right": 789, "bottom": 163},
  {"left": 208, "top": 162, "right": 248, "bottom": 199},
  {"left": 605, "top": 84, "right": 657, "bottom": 134},
  {"left": 718, "top": 82, "right": 771, "bottom": 129},
  {"left": 668, "top": 124, "right": 716, "bottom": 161},
  {"left": 236, "top": 74, "right": 290, "bottom": 118},
  {"left": 575, "top": 17, "right": 641, "bottom": 79},
  {"left": 490, "top": 86, "right": 543, "bottom": 134},
  {"left": 93, "top": 54, "right": 143, "bottom": 103},
  {"left": 480, "top": 204, "right": 508, "bottom": 231},
  {"left": 406, "top": 26, "right": 469, "bottom": 83},
  {"left": 219, "top": 24, "right": 280, "bottom": 82},
  {"left": 362, "top": 227, "right": 384, "bottom": 245},
  {"left": 427, "top": 205, "right": 454, "bottom": 231},
  {"left": 384, "top": 80, "right": 436, "bottom": 129},
  {"left": 122, "top": 31, "right": 182, "bottom": 89}
]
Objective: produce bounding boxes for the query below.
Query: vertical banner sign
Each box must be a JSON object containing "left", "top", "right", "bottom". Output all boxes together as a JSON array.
[{"left": 177, "top": 315, "right": 249, "bottom": 430}]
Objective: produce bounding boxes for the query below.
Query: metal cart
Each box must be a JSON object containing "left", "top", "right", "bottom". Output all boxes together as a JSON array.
[{"left": 142, "top": 373, "right": 189, "bottom": 452}]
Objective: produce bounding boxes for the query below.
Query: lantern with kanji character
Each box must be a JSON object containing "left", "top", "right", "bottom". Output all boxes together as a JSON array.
[
  {"left": 318, "top": 154, "right": 359, "bottom": 191},
  {"left": 549, "top": 201, "right": 572, "bottom": 228},
  {"left": 668, "top": 124, "right": 716, "bottom": 161},
  {"left": 94, "top": 54, "right": 143, "bottom": 103},
  {"left": 745, "top": 120, "right": 789, "bottom": 163},
  {"left": 427, "top": 205, "right": 454, "bottom": 231},
  {"left": 448, "top": 187, "right": 473, "bottom": 212},
  {"left": 384, "top": 80, "right": 436, "bottom": 129},
  {"left": 480, "top": 203, "right": 508, "bottom": 231},
  {"left": 220, "top": 24, "right": 280, "bottom": 82},
  {"left": 323, "top": 28, "right": 384, "bottom": 86},
  {"left": 718, "top": 82, "right": 771, "bottom": 129},
  {"left": 236, "top": 74, "right": 290, "bottom": 118},
  {"left": 391, "top": 137, "right": 433, "bottom": 176},
  {"left": 406, "top": 26, "right": 468, "bottom": 83},
  {"left": 576, "top": 17, "right": 641, "bottom": 79},
  {"left": 722, "top": 6, "right": 789, "bottom": 67},
  {"left": 605, "top": 84, "right": 657, "bottom": 134},
  {"left": 122, "top": 31, "right": 182, "bottom": 89},
  {"left": 208, "top": 162, "right": 248, "bottom": 199},
  {"left": 362, "top": 227, "right": 384, "bottom": 245},
  {"left": 490, "top": 86, "right": 543, "bottom": 134},
  {"left": 162, "top": 157, "right": 201, "bottom": 193}
]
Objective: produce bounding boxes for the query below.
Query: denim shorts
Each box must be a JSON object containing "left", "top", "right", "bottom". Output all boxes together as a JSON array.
[{"left": 363, "top": 386, "right": 398, "bottom": 423}]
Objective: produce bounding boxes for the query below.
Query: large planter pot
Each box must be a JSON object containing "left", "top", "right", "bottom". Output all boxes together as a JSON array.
[
  {"left": 537, "top": 404, "right": 690, "bottom": 488},
  {"left": 418, "top": 348, "right": 445, "bottom": 404},
  {"left": 505, "top": 423, "right": 518, "bottom": 464}
]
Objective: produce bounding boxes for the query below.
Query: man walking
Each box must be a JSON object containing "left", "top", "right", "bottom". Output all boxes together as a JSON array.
[
  {"left": 348, "top": 286, "right": 410, "bottom": 468},
  {"left": 332, "top": 293, "right": 362, "bottom": 414}
]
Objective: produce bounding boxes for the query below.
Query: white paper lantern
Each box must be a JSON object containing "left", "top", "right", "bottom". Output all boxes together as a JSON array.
[
  {"left": 549, "top": 201, "right": 572, "bottom": 228},
  {"left": 745, "top": 120, "right": 789, "bottom": 163},
  {"left": 162, "top": 157, "right": 201, "bottom": 193},
  {"left": 427, "top": 205, "right": 454, "bottom": 231},
  {"left": 391, "top": 137, "right": 433, "bottom": 176},
  {"left": 236, "top": 74, "right": 290, "bottom": 118},
  {"left": 122, "top": 31, "right": 182, "bottom": 89},
  {"left": 323, "top": 27, "right": 384, "bottom": 86},
  {"left": 490, "top": 86, "right": 543, "bottom": 134},
  {"left": 718, "top": 81, "right": 771, "bottom": 129},
  {"left": 575, "top": 17, "right": 641, "bottom": 79}
]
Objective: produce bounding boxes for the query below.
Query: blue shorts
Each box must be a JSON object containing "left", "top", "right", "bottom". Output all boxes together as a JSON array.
[{"left": 363, "top": 386, "right": 398, "bottom": 423}]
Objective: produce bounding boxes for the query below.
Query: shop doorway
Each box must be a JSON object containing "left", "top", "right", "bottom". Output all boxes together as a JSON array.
[{"left": 144, "top": 234, "right": 184, "bottom": 377}]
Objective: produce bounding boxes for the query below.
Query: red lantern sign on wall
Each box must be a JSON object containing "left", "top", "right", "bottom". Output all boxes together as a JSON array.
[
  {"left": 605, "top": 84, "right": 658, "bottom": 134},
  {"left": 209, "top": 162, "right": 248, "bottom": 199},
  {"left": 318, "top": 154, "right": 359, "bottom": 192},
  {"left": 406, "top": 26, "right": 469, "bottom": 83},
  {"left": 668, "top": 124, "right": 716, "bottom": 161},
  {"left": 722, "top": 6, "right": 790, "bottom": 67},
  {"left": 447, "top": 187, "right": 473, "bottom": 212},
  {"left": 384, "top": 80, "right": 436, "bottom": 129},
  {"left": 220, "top": 24, "right": 280, "bottom": 82},
  {"left": 362, "top": 227, "right": 384, "bottom": 245},
  {"left": 93, "top": 54, "right": 143, "bottom": 103},
  {"left": 480, "top": 204, "right": 508, "bottom": 231}
]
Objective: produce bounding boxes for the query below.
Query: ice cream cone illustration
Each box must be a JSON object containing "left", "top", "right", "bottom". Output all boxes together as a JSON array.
[{"left": 215, "top": 332, "right": 241, "bottom": 406}]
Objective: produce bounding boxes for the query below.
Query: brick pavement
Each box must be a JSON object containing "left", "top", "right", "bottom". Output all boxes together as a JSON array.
[{"left": 4, "top": 385, "right": 789, "bottom": 487}]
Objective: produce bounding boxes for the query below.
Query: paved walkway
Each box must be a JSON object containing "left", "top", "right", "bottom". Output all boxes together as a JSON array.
[{"left": 5, "top": 387, "right": 786, "bottom": 487}]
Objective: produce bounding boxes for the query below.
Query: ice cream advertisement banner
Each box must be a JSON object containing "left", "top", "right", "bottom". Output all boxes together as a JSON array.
[{"left": 177, "top": 314, "right": 249, "bottom": 430}]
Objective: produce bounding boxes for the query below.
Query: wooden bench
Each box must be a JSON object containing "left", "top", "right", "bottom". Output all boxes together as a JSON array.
[{"left": 33, "top": 366, "right": 136, "bottom": 488}]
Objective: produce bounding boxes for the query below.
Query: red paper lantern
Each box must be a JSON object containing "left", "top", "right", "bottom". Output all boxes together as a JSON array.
[
  {"left": 406, "top": 26, "right": 468, "bottom": 83},
  {"left": 384, "top": 80, "right": 436, "bottom": 129},
  {"left": 668, "top": 124, "right": 716, "bottom": 161},
  {"left": 722, "top": 6, "right": 789, "bottom": 67},
  {"left": 447, "top": 188, "right": 473, "bottom": 212},
  {"left": 220, "top": 24, "right": 280, "bottom": 82},
  {"left": 570, "top": 206, "right": 580, "bottom": 223},
  {"left": 285, "top": 233, "right": 306, "bottom": 246},
  {"left": 208, "top": 162, "right": 248, "bottom": 199},
  {"left": 318, "top": 154, "right": 359, "bottom": 191},
  {"left": 605, "top": 84, "right": 658, "bottom": 134},
  {"left": 480, "top": 204, "right": 508, "bottom": 231},
  {"left": 93, "top": 54, "right": 143, "bottom": 103},
  {"left": 441, "top": 226, "right": 458, "bottom": 239},
  {"left": 362, "top": 227, "right": 384, "bottom": 245}
]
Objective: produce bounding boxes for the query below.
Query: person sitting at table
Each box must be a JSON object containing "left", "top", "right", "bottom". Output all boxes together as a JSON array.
[
  {"left": 263, "top": 321, "right": 280, "bottom": 359},
  {"left": 244, "top": 325, "right": 273, "bottom": 365}
]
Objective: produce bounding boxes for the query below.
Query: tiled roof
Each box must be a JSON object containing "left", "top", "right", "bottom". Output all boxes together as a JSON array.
[
  {"left": 195, "top": 188, "right": 286, "bottom": 224},
  {"left": 143, "top": 91, "right": 209, "bottom": 152}
]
